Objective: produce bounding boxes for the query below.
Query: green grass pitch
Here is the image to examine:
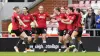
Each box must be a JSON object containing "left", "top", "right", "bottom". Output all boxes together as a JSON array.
[{"left": 0, "top": 52, "right": 100, "bottom": 56}]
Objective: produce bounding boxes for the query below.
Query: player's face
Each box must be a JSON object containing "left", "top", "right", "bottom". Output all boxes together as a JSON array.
[
  {"left": 53, "top": 9, "right": 59, "bottom": 15},
  {"left": 16, "top": 8, "right": 20, "bottom": 13},
  {"left": 23, "top": 8, "right": 28, "bottom": 13},
  {"left": 60, "top": 7, "right": 65, "bottom": 13},
  {"left": 65, "top": 9, "right": 69, "bottom": 14},
  {"left": 67, "top": 8, "right": 71, "bottom": 14},
  {"left": 74, "top": 9, "right": 78, "bottom": 13},
  {"left": 38, "top": 6, "right": 44, "bottom": 13}
]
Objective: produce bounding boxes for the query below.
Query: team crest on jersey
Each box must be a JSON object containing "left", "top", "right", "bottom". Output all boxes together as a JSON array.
[{"left": 39, "top": 16, "right": 45, "bottom": 18}]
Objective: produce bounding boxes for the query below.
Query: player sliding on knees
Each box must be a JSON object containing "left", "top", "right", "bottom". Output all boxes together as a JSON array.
[{"left": 32, "top": 5, "right": 50, "bottom": 52}]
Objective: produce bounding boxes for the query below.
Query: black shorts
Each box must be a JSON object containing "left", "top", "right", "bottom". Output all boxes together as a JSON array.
[
  {"left": 58, "top": 30, "right": 66, "bottom": 36},
  {"left": 74, "top": 27, "right": 83, "bottom": 37},
  {"left": 24, "top": 30, "right": 32, "bottom": 36},
  {"left": 32, "top": 28, "right": 36, "bottom": 34},
  {"left": 66, "top": 30, "right": 73, "bottom": 36},
  {"left": 12, "top": 29, "right": 22, "bottom": 36},
  {"left": 35, "top": 28, "right": 46, "bottom": 34}
]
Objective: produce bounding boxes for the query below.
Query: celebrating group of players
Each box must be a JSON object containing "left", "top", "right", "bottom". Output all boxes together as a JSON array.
[{"left": 11, "top": 5, "right": 86, "bottom": 53}]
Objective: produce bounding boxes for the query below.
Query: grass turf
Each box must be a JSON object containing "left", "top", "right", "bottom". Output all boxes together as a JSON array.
[{"left": 0, "top": 52, "right": 100, "bottom": 56}]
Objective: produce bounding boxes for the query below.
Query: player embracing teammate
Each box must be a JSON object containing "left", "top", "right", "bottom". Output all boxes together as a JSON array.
[
  {"left": 51, "top": 7, "right": 67, "bottom": 52},
  {"left": 11, "top": 5, "right": 86, "bottom": 53},
  {"left": 61, "top": 7, "right": 86, "bottom": 52}
]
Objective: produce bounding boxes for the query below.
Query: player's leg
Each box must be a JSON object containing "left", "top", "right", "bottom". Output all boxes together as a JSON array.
[
  {"left": 77, "top": 37, "right": 86, "bottom": 52},
  {"left": 19, "top": 31, "right": 30, "bottom": 53},
  {"left": 24, "top": 30, "right": 33, "bottom": 52},
  {"left": 32, "top": 34, "right": 38, "bottom": 51},
  {"left": 63, "top": 30, "right": 67, "bottom": 48},
  {"left": 70, "top": 31, "right": 78, "bottom": 47},
  {"left": 41, "top": 28, "right": 47, "bottom": 52},
  {"left": 76, "top": 27, "right": 86, "bottom": 52},
  {"left": 15, "top": 39, "right": 23, "bottom": 47},
  {"left": 12, "top": 29, "right": 24, "bottom": 52},
  {"left": 58, "top": 30, "right": 64, "bottom": 52},
  {"left": 70, "top": 30, "right": 78, "bottom": 52},
  {"left": 63, "top": 30, "right": 73, "bottom": 52},
  {"left": 13, "top": 30, "right": 29, "bottom": 53},
  {"left": 63, "top": 33, "right": 70, "bottom": 52},
  {"left": 32, "top": 28, "right": 40, "bottom": 51}
]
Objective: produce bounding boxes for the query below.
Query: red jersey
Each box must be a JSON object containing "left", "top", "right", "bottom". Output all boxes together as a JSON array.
[
  {"left": 32, "top": 12, "right": 49, "bottom": 28},
  {"left": 73, "top": 13, "right": 82, "bottom": 28},
  {"left": 76, "top": 13, "right": 82, "bottom": 27},
  {"left": 20, "top": 14, "right": 34, "bottom": 30},
  {"left": 11, "top": 12, "right": 20, "bottom": 30},
  {"left": 56, "top": 13, "right": 67, "bottom": 30},
  {"left": 66, "top": 13, "right": 76, "bottom": 30}
]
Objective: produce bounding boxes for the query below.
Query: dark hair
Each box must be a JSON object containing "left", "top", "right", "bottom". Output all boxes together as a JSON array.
[
  {"left": 87, "top": 7, "right": 94, "bottom": 12},
  {"left": 81, "top": 10, "right": 85, "bottom": 15},
  {"left": 68, "top": 7, "right": 74, "bottom": 12},
  {"left": 13, "top": 6, "right": 19, "bottom": 10},
  {"left": 23, "top": 7, "right": 29, "bottom": 13},
  {"left": 55, "top": 7, "right": 60, "bottom": 12},
  {"left": 76, "top": 8, "right": 81, "bottom": 13}
]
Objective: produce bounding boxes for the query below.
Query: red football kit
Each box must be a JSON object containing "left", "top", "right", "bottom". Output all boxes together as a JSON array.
[
  {"left": 32, "top": 12, "right": 49, "bottom": 28},
  {"left": 20, "top": 14, "right": 34, "bottom": 31},
  {"left": 56, "top": 13, "right": 67, "bottom": 30},
  {"left": 66, "top": 13, "right": 76, "bottom": 31},
  {"left": 11, "top": 12, "right": 20, "bottom": 30},
  {"left": 76, "top": 13, "right": 82, "bottom": 28}
]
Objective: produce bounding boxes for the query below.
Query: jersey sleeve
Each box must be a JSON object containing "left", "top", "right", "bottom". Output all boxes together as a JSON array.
[
  {"left": 19, "top": 14, "right": 23, "bottom": 20},
  {"left": 32, "top": 12, "right": 38, "bottom": 20},
  {"left": 32, "top": 12, "right": 37, "bottom": 17},
  {"left": 70, "top": 15, "right": 76, "bottom": 21},
  {"left": 46, "top": 12, "right": 50, "bottom": 17},
  {"left": 14, "top": 13, "right": 20, "bottom": 19},
  {"left": 30, "top": 14, "right": 34, "bottom": 21}
]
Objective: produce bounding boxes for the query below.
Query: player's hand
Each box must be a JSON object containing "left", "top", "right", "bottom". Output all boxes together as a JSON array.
[
  {"left": 35, "top": 24, "right": 38, "bottom": 27},
  {"left": 23, "top": 25, "right": 27, "bottom": 28},
  {"left": 61, "top": 19, "right": 65, "bottom": 23},
  {"left": 57, "top": 18, "right": 61, "bottom": 21},
  {"left": 51, "top": 19, "right": 57, "bottom": 22}
]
